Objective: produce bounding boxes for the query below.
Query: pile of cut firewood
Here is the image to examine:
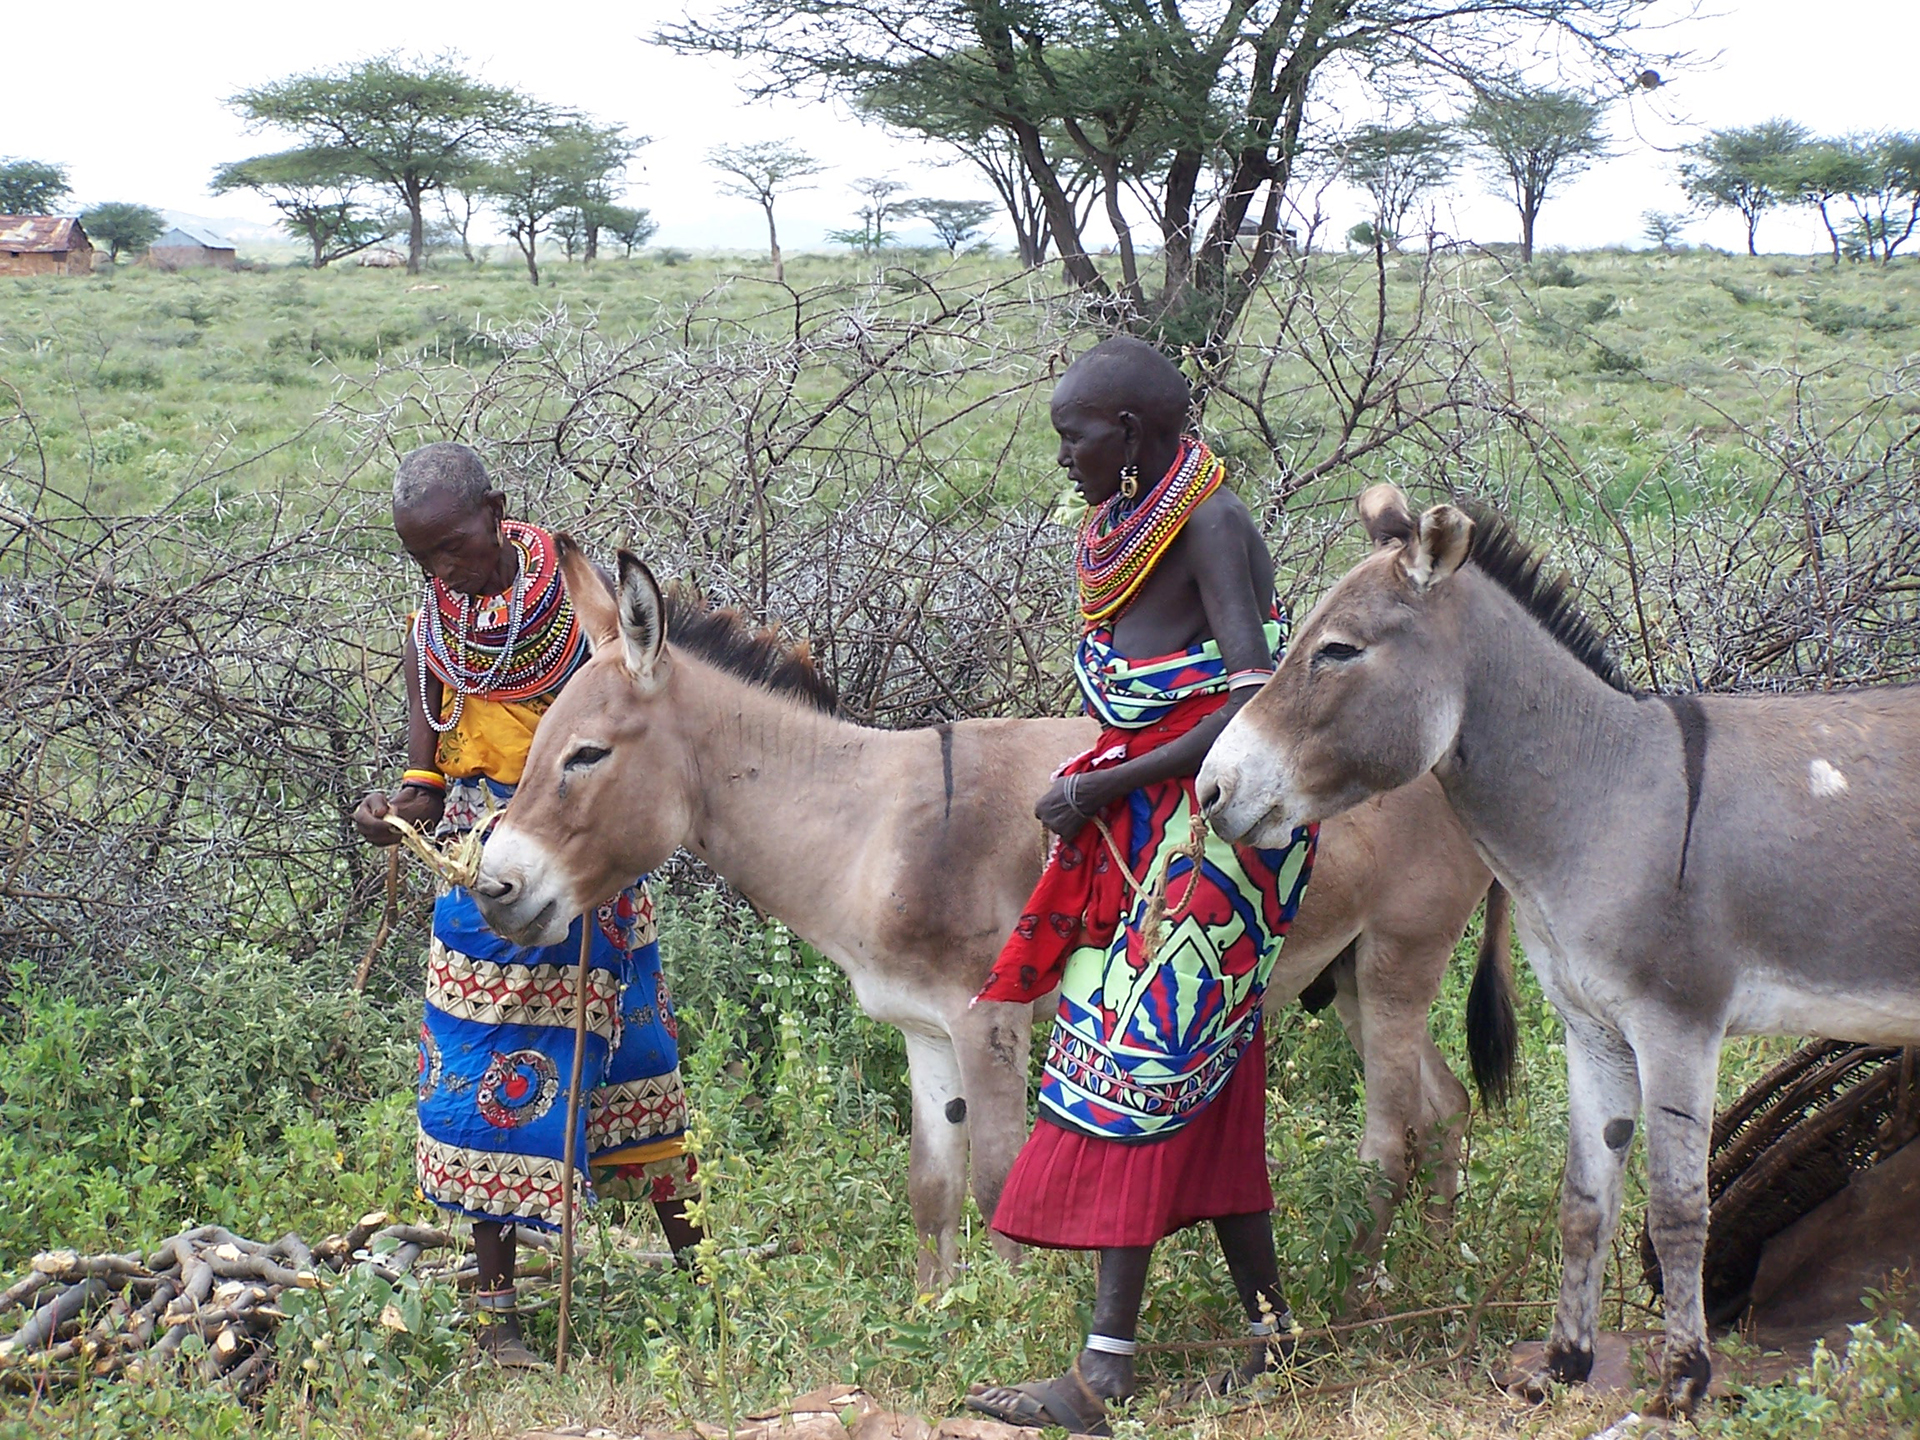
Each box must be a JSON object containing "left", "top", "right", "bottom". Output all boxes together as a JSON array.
[{"left": 0, "top": 1211, "right": 514, "bottom": 1397}]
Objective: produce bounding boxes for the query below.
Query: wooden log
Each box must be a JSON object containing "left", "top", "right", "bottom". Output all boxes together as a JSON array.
[
  {"left": 81, "top": 1294, "right": 132, "bottom": 1350},
  {"left": 0, "top": 1277, "right": 108, "bottom": 1357},
  {"left": 375, "top": 1223, "right": 456, "bottom": 1249},
  {"left": 206, "top": 1252, "right": 307, "bottom": 1288},
  {"left": 30, "top": 1251, "right": 150, "bottom": 1284},
  {"left": 270, "top": 1233, "right": 314, "bottom": 1271},
  {"left": 344, "top": 1212, "right": 391, "bottom": 1254},
  {"left": 220, "top": 1347, "right": 269, "bottom": 1399},
  {"left": 0, "top": 1273, "right": 52, "bottom": 1313},
  {"left": 123, "top": 1279, "right": 177, "bottom": 1350}
]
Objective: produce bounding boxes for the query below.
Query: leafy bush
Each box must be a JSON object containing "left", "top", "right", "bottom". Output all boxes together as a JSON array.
[
  {"left": 1702, "top": 1313, "right": 1920, "bottom": 1437},
  {"left": 1529, "top": 254, "right": 1583, "bottom": 288},
  {"left": 275, "top": 1262, "right": 464, "bottom": 1411},
  {"left": 0, "top": 949, "right": 414, "bottom": 1267}
]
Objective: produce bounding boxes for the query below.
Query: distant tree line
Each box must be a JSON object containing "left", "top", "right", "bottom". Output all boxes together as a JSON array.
[
  {"left": 1681, "top": 123, "right": 1920, "bottom": 263},
  {"left": 215, "top": 53, "right": 655, "bottom": 279}
]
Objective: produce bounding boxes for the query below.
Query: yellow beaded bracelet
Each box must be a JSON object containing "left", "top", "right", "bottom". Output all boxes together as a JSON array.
[{"left": 400, "top": 769, "right": 447, "bottom": 793}]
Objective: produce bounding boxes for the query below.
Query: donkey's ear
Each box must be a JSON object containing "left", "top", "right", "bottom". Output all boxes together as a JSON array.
[
  {"left": 1403, "top": 505, "right": 1474, "bottom": 592},
  {"left": 615, "top": 551, "right": 670, "bottom": 693},
  {"left": 1357, "top": 485, "right": 1416, "bottom": 548},
  {"left": 557, "top": 533, "right": 619, "bottom": 651}
]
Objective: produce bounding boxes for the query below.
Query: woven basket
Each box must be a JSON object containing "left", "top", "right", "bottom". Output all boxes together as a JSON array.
[{"left": 1640, "top": 1040, "right": 1920, "bottom": 1324}]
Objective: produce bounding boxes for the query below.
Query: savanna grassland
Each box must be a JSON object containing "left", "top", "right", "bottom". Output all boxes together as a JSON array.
[{"left": 2, "top": 245, "right": 1919, "bottom": 1440}]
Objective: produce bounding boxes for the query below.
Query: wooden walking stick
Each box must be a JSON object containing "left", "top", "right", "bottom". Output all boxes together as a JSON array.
[{"left": 556, "top": 915, "right": 593, "bottom": 1375}]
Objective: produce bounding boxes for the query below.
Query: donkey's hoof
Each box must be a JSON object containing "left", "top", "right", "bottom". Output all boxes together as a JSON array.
[
  {"left": 1500, "top": 1340, "right": 1592, "bottom": 1403},
  {"left": 1643, "top": 1345, "right": 1710, "bottom": 1419}
]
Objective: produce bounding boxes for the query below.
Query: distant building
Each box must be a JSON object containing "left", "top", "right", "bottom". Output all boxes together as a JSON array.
[
  {"left": 0, "top": 216, "right": 94, "bottom": 277},
  {"left": 1236, "top": 217, "right": 1299, "bottom": 254},
  {"left": 145, "top": 224, "right": 238, "bottom": 271}
]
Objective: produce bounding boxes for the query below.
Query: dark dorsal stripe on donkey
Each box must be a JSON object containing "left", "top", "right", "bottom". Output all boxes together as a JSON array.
[
  {"left": 473, "top": 533, "right": 1517, "bottom": 1289},
  {"left": 1202, "top": 483, "right": 1920, "bottom": 1417}
]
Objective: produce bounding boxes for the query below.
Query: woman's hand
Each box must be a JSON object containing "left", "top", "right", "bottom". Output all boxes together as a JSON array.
[
  {"left": 352, "top": 787, "right": 445, "bottom": 847},
  {"left": 1035, "top": 772, "right": 1108, "bottom": 840}
]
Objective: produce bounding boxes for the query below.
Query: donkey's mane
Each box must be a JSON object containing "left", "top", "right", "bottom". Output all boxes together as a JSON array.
[
  {"left": 1461, "top": 502, "right": 1631, "bottom": 694},
  {"left": 664, "top": 588, "right": 839, "bottom": 713}
]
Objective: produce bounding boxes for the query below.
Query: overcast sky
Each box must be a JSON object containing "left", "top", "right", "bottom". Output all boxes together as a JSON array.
[{"left": 6, "top": 1, "right": 1917, "bottom": 258}]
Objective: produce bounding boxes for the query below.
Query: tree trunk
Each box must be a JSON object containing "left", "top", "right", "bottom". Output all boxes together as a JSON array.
[
  {"left": 584, "top": 223, "right": 599, "bottom": 264},
  {"left": 1520, "top": 204, "right": 1536, "bottom": 264},
  {"left": 765, "top": 202, "right": 783, "bottom": 282},
  {"left": 406, "top": 184, "right": 426, "bottom": 275},
  {"left": 517, "top": 225, "right": 540, "bottom": 286},
  {"left": 1159, "top": 147, "right": 1203, "bottom": 301},
  {"left": 1745, "top": 211, "right": 1759, "bottom": 257},
  {"left": 1818, "top": 200, "right": 1841, "bottom": 266}
]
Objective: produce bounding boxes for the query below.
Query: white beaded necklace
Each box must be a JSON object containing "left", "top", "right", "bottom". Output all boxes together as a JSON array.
[{"left": 417, "top": 551, "right": 530, "bottom": 735}]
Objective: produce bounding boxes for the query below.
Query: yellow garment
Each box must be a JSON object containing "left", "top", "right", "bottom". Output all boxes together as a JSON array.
[{"left": 434, "top": 693, "right": 554, "bottom": 786}]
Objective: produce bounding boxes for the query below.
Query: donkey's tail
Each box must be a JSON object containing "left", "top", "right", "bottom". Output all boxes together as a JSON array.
[{"left": 1465, "top": 880, "right": 1518, "bottom": 1109}]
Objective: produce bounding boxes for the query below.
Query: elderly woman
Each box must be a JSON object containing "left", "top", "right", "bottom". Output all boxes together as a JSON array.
[{"left": 352, "top": 442, "right": 700, "bottom": 1367}]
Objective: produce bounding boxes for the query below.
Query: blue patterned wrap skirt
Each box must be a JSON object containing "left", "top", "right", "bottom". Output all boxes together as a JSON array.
[{"left": 414, "top": 877, "right": 696, "bottom": 1231}]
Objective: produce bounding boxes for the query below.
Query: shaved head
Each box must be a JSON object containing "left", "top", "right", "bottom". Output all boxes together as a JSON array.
[
  {"left": 393, "top": 441, "right": 494, "bottom": 516},
  {"left": 1055, "top": 336, "right": 1191, "bottom": 434}
]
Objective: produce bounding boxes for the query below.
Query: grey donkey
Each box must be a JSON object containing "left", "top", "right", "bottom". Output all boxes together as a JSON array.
[{"left": 1197, "top": 484, "right": 1920, "bottom": 1417}]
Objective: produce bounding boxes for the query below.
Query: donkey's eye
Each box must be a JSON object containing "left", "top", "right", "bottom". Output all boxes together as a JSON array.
[
  {"left": 1314, "top": 641, "right": 1363, "bottom": 664},
  {"left": 564, "top": 744, "right": 610, "bottom": 771}
]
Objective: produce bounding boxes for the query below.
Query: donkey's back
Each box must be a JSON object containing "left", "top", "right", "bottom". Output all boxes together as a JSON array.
[{"left": 1676, "top": 688, "right": 1920, "bottom": 1042}]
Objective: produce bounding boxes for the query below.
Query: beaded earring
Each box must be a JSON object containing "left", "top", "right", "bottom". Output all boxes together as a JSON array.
[{"left": 1118, "top": 463, "right": 1140, "bottom": 501}]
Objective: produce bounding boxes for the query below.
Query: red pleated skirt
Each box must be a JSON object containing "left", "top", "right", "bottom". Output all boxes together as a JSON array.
[{"left": 991, "top": 1023, "right": 1272, "bottom": 1249}]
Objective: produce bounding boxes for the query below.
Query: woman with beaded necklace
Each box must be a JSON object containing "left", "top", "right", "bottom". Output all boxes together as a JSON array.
[{"left": 352, "top": 442, "right": 702, "bottom": 1368}]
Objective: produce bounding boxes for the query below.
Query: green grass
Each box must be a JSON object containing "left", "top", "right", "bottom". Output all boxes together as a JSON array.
[
  {"left": 5, "top": 246, "right": 1914, "bottom": 520},
  {"left": 3, "top": 245, "right": 1919, "bottom": 1437}
]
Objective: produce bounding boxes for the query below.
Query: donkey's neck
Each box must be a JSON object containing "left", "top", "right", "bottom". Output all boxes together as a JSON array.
[
  {"left": 1434, "top": 574, "right": 1675, "bottom": 935},
  {"left": 670, "top": 656, "right": 902, "bottom": 967}
]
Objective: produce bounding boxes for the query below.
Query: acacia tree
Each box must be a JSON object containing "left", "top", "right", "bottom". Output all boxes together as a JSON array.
[
  {"left": 210, "top": 150, "right": 396, "bottom": 267},
  {"left": 1777, "top": 142, "right": 1874, "bottom": 266},
  {"left": 0, "top": 159, "right": 71, "bottom": 215},
  {"left": 1339, "top": 121, "right": 1459, "bottom": 248},
  {"left": 829, "top": 175, "right": 908, "bottom": 252},
  {"left": 480, "top": 123, "right": 636, "bottom": 285},
  {"left": 80, "top": 203, "right": 166, "bottom": 262},
  {"left": 1677, "top": 120, "right": 1808, "bottom": 256},
  {"left": 660, "top": 0, "right": 1673, "bottom": 354},
  {"left": 1463, "top": 86, "right": 1610, "bottom": 262},
  {"left": 227, "top": 55, "right": 549, "bottom": 274},
  {"left": 707, "top": 142, "right": 826, "bottom": 281},
  {"left": 440, "top": 175, "right": 486, "bottom": 262},
  {"left": 600, "top": 206, "right": 659, "bottom": 258},
  {"left": 913, "top": 197, "right": 998, "bottom": 253},
  {"left": 1833, "top": 133, "right": 1920, "bottom": 263}
]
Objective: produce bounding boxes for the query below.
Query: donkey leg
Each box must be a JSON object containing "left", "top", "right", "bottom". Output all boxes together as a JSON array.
[
  {"left": 951, "top": 1000, "right": 1033, "bottom": 1267},
  {"left": 1415, "top": 1031, "right": 1471, "bottom": 1229},
  {"left": 1334, "top": 947, "right": 1425, "bottom": 1254},
  {"left": 902, "top": 1027, "right": 969, "bottom": 1292},
  {"left": 1536, "top": 1016, "right": 1641, "bottom": 1390},
  {"left": 1635, "top": 1023, "right": 1722, "bottom": 1418}
]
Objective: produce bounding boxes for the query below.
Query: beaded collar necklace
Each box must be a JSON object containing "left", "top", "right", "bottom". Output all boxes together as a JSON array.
[
  {"left": 413, "top": 521, "right": 585, "bottom": 734},
  {"left": 1075, "top": 437, "right": 1225, "bottom": 625}
]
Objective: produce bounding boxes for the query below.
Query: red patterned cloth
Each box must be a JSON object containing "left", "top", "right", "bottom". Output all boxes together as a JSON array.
[
  {"left": 974, "top": 691, "right": 1230, "bottom": 1007},
  {"left": 975, "top": 695, "right": 1228, "bottom": 1006},
  {"left": 991, "top": 1022, "right": 1273, "bottom": 1248}
]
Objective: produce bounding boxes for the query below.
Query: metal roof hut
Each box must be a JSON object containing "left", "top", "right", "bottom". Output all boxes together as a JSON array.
[
  {"left": 0, "top": 216, "right": 94, "bottom": 277},
  {"left": 145, "top": 223, "right": 237, "bottom": 271}
]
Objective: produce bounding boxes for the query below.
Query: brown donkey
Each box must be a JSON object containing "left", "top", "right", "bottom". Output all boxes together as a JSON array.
[{"left": 472, "top": 542, "right": 1515, "bottom": 1289}]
